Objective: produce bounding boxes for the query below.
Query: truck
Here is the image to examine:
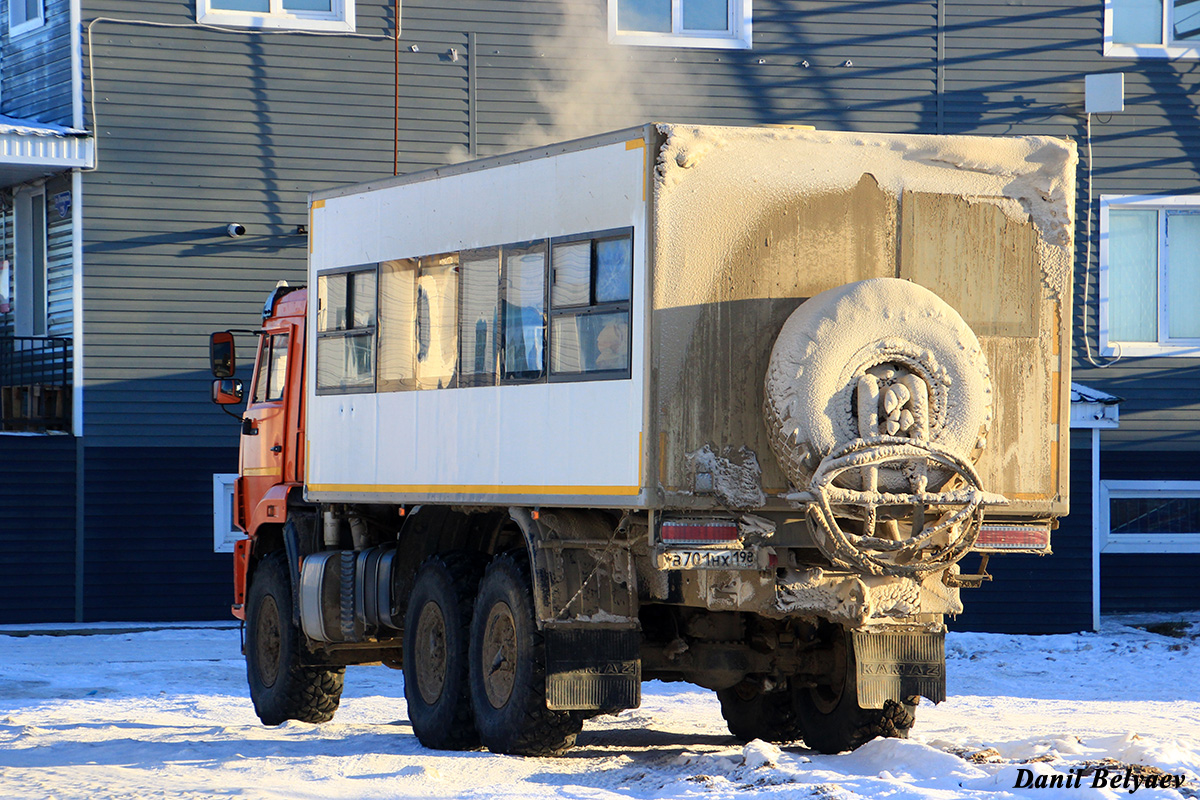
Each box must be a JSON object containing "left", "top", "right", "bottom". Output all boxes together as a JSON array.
[{"left": 209, "top": 123, "right": 1076, "bottom": 756}]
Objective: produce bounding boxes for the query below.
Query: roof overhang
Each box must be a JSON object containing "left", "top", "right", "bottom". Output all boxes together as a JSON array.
[
  {"left": 0, "top": 115, "right": 93, "bottom": 188},
  {"left": 1070, "top": 382, "right": 1121, "bottom": 429}
]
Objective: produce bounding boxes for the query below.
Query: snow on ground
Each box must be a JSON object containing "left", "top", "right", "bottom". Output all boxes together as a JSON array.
[{"left": 0, "top": 614, "right": 1197, "bottom": 800}]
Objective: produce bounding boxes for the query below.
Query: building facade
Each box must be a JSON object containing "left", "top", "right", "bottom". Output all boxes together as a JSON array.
[{"left": 0, "top": 0, "right": 1196, "bottom": 627}]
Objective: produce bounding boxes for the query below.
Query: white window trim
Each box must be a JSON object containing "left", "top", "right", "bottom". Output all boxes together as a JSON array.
[
  {"left": 609, "top": 0, "right": 751, "bottom": 49},
  {"left": 9, "top": 0, "right": 45, "bottom": 37},
  {"left": 1104, "top": 0, "right": 1200, "bottom": 59},
  {"left": 1100, "top": 480, "right": 1200, "bottom": 553},
  {"left": 197, "top": 0, "right": 356, "bottom": 33},
  {"left": 213, "top": 473, "right": 242, "bottom": 553},
  {"left": 1099, "top": 193, "right": 1200, "bottom": 357}
]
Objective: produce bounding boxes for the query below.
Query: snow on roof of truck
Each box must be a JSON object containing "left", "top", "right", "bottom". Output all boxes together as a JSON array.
[{"left": 310, "top": 125, "right": 649, "bottom": 203}]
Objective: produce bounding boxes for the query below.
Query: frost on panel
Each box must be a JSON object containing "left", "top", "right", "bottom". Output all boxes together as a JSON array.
[{"left": 685, "top": 444, "right": 767, "bottom": 509}]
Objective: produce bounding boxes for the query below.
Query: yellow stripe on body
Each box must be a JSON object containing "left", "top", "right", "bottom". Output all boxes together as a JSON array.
[{"left": 244, "top": 466, "right": 282, "bottom": 477}]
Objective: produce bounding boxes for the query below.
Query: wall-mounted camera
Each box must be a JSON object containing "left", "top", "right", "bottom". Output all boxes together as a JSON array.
[{"left": 227, "top": 223, "right": 247, "bottom": 238}]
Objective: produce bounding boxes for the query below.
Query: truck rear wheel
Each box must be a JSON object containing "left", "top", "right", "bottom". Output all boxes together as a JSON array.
[
  {"left": 717, "top": 682, "right": 803, "bottom": 743},
  {"left": 792, "top": 630, "right": 915, "bottom": 753},
  {"left": 245, "top": 551, "right": 344, "bottom": 725},
  {"left": 468, "top": 553, "right": 582, "bottom": 756},
  {"left": 403, "top": 553, "right": 485, "bottom": 750}
]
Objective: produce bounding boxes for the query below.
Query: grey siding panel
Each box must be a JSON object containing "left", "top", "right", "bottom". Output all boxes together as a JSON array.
[
  {"left": 80, "top": 1, "right": 467, "bottom": 446},
  {"left": 930, "top": 0, "right": 1200, "bottom": 449},
  {"left": 1, "top": 0, "right": 73, "bottom": 124}
]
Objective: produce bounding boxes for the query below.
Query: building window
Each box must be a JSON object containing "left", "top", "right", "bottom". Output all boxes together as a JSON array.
[
  {"left": 610, "top": 0, "right": 751, "bottom": 49},
  {"left": 212, "top": 473, "right": 241, "bottom": 553},
  {"left": 1099, "top": 195, "right": 1200, "bottom": 356},
  {"left": 1105, "top": 0, "right": 1200, "bottom": 58},
  {"left": 197, "top": 0, "right": 356, "bottom": 33},
  {"left": 1100, "top": 481, "right": 1200, "bottom": 553},
  {"left": 316, "top": 267, "right": 376, "bottom": 393},
  {"left": 9, "top": 0, "right": 44, "bottom": 36},
  {"left": 13, "top": 188, "right": 47, "bottom": 338},
  {"left": 549, "top": 232, "right": 633, "bottom": 380}
]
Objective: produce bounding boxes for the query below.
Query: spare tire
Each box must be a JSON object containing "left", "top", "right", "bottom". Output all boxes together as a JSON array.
[{"left": 764, "top": 278, "right": 992, "bottom": 494}]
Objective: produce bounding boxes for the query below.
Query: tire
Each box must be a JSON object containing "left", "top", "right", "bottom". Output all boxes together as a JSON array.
[
  {"left": 792, "top": 629, "right": 915, "bottom": 754},
  {"left": 245, "top": 550, "right": 344, "bottom": 725},
  {"left": 717, "top": 683, "right": 803, "bottom": 743},
  {"left": 468, "top": 553, "right": 582, "bottom": 756},
  {"left": 764, "top": 277, "right": 993, "bottom": 493},
  {"left": 403, "top": 553, "right": 486, "bottom": 750}
]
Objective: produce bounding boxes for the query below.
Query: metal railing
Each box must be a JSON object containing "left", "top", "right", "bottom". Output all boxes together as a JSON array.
[{"left": 1, "top": 336, "right": 72, "bottom": 432}]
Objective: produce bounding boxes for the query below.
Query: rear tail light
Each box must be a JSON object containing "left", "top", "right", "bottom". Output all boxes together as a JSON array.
[
  {"left": 660, "top": 520, "right": 741, "bottom": 544},
  {"left": 975, "top": 524, "right": 1051, "bottom": 551}
]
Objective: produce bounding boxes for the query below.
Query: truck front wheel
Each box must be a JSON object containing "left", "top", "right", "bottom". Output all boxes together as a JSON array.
[
  {"left": 468, "top": 553, "right": 582, "bottom": 756},
  {"left": 403, "top": 553, "right": 485, "bottom": 750},
  {"left": 792, "top": 631, "right": 914, "bottom": 753},
  {"left": 245, "top": 551, "right": 344, "bottom": 725}
]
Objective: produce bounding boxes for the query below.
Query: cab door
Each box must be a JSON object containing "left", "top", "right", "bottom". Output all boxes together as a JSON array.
[{"left": 238, "top": 328, "right": 292, "bottom": 526}]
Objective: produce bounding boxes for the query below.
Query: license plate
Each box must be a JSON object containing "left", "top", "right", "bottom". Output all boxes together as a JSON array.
[{"left": 656, "top": 548, "right": 761, "bottom": 570}]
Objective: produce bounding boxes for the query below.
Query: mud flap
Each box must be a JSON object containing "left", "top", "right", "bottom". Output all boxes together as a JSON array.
[
  {"left": 852, "top": 629, "right": 946, "bottom": 709},
  {"left": 543, "top": 626, "right": 641, "bottom": 712}
]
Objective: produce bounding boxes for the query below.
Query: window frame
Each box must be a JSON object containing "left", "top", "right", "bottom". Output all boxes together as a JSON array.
[
  {"left": 13, "top": 187, "right": 47, "bottom": 338},
  {"left": 251, "top": 331, "right": 290, "bottom": 404},
  {"left": 1100, "top": 480, "right": 1200, "bottom": 553},
  {"left": 315, "top": 264, "right": 377, "bottom": 395},
  {"left": 9, "top": 0, "right": 44, "bottom": 37},
  {"left": 1099, "top": 194, "right": 1200, "bottom": 357},
  {"left": 196, "top": 0, "right": 356, "bottom": 33},
  {"left": 609, "top": 0, "right": 752, "bottom": 50},
  {"left": 548, "top": 227, "right": 635, "bottom": 383},
  {"left": 212, "top": 473, "right": 242, "bottom": 553},
  {"left": 1104, "top": 0, "right": 1200, "bottom": 59},
  {"left": 314, "top": 227, "right": 636, "bottom": 395},
  {"left": 457, "top": 246, "right": 501, "bottom": 389},
  {"left": 499, "top": 239, "right": 550, "bottom": 385}
]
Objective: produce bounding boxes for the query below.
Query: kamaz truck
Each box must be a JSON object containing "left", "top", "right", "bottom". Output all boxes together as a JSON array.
[{"left": 209, "top": 123, "right": 1076, "bottom": 756}]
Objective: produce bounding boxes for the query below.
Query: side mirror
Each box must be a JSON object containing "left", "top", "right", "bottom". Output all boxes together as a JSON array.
[
  {"left": 212, "top": 378, "right": 244, "bottom": 405},
  {"left": 210, "top": 331, "right": 236, "bottom": 378}
]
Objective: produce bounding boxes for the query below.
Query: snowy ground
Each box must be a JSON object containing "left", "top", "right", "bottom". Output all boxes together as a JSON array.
[{"left": 0, "top": 614, "right": 1197, "bottom": 800}]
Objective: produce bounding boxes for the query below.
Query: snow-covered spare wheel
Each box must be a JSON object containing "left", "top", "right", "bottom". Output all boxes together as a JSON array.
[{"left": 764, "top": 277, "right": 1004, "bottom": 577}]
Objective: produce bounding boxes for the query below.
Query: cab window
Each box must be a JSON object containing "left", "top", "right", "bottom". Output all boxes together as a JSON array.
[{"left": 252, "top": 333, "right": 290, "bottom": 403}]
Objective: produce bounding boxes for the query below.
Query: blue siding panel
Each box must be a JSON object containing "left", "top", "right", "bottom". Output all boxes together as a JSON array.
[
  {"left": 952, "top": 444, "right": 1095, "bottom": 634},
  {"left": 0, "top": 435, "right": 76, "bottom": 623},
  {"left": 83, "top": 446, "right": 236, "bottom": 622}
]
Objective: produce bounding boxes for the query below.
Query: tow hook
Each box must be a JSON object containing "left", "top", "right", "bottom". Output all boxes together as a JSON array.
[{"left": 942, "top": 554, "right": 992, "bottom": 589}]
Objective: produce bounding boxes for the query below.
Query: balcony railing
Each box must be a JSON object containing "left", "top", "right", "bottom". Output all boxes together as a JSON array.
[{"left": 1, "top": 336, "right": 72, "bottom": 432}]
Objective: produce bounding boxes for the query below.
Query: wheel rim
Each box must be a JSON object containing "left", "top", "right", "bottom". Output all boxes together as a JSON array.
[
  {"left": 414, "top": 601, "right": 449, "bottom": 705},
  {"left": 255, "top": 594, "right": 282, "bottom": 688},
  {"left": 481, "top": 601, "right": 517, "bottom": 709}
]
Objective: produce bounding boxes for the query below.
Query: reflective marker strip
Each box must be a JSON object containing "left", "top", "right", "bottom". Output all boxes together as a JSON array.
[
  {"left": 660, "top": 522, "right": 740, "bottom": 543},
  {"left": 976, "top": 525, "right": 1051, "bottom": 549}
]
